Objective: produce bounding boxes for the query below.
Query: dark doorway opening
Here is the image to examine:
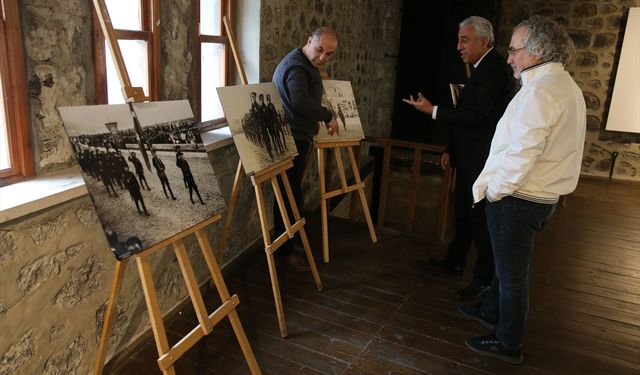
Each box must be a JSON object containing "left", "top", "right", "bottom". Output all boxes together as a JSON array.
[{"left": 391, "top": 0, "right": 502, "bottom": 146}]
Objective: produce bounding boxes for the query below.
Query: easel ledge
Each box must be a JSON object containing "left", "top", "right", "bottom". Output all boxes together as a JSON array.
[
  {"left": 140, "top": 213, "right": 221, "bottom": 256},
  {"left": 250, "top": 155, "right": 297, "bottom": 180},
  {"left": 316, "top": 139, "right": 361, "bottom": 148}
]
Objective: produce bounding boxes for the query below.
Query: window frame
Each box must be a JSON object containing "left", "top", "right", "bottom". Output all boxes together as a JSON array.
[
  {"left": 0, "top": 0, "right": 35, "bottom": 186},
  {"left": 195, "top": 0, "right": 232, "bottom": 131},
  {"left": 92, "top": 0, "right": 161, "bottom": 104}
]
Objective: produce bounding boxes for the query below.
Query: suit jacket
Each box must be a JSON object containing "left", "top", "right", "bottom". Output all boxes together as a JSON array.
[{"left": 437, "top": 48, "right": 516, "bottom": 181}]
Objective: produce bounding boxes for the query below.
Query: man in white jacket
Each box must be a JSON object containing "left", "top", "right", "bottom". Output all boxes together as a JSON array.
[{"left": 459, "top": 15, "right": 586, "bottom": 364}]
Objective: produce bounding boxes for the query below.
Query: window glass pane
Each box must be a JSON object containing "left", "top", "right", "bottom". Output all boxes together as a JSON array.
[
  {"left": 106, "top": 40, "right": 149, "bottom": 104},
  {"left": 201, "top": 42, "right": 224, "bottom": 121},
  {"left": 200, "top": 0, "right": 221, "bottom": 35},
  {"left": 105, "top": 0, "right": 142, "bottom": 30},
  {"left": 0, "top": 73, "right": 10, "bottom": 170}
]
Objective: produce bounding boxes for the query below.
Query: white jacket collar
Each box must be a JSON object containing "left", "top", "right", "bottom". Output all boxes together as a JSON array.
[{"left": 520, "top": 61, "right": 563, "bottom": 85}]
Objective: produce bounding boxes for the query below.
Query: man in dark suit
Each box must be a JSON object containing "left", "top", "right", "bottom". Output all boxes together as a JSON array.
[{"left": 403, "top": 16, "right": 516, "bottom": 300}]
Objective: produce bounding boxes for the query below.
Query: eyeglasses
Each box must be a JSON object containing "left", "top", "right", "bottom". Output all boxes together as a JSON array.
[{"left": 507, "top": 47, "right": 525, "bottom": 56}]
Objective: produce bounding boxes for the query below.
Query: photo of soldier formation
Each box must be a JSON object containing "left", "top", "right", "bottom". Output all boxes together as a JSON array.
[
  {"left": 217, "top": 82, "right": 298, "bottom": 175},
  {"left": 317, "top": 80, "right": 365, "bottom": 142},
  {"left": 59, "top": 101, "right": 226, "bottom": 260},
  {"left": 242, "top": 92, "right": 290, "bottom": 161}
]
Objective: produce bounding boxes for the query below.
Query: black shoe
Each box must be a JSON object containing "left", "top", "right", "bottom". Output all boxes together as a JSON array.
[
  {"left": 465, "top": 333, "right": 523, "bottom": 364},
  {"left": 429, "top": 257, "right": 463, "bottom": 275},
  {"left": 457, "top": 303, "right": 497, "bottom": 330},
  {"left": 457, "top": 280, "right": 490, "bottom": 300},
  {"left": 285, "top": 253, "right": 310, "bottom": 272}
]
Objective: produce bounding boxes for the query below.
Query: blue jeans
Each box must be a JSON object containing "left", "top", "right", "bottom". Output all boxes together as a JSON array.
[{"left": 480, "top": 196, "right": 556, "bottom": 348}]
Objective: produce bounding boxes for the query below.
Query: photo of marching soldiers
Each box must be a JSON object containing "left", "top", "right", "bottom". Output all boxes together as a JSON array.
[
  {"left": 317, "top": 80, "right": 365, "bottom": 143},
  {"left": 58, "top": 100, "right": 226, "bottom": 260},
  {"left": 217, "top": 82, "right": 298, "bottom": 175}
]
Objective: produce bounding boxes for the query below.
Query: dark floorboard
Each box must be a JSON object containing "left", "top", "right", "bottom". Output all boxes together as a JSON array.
[{"left": 111, "top": 177, "right": 640, "bottom": 374}]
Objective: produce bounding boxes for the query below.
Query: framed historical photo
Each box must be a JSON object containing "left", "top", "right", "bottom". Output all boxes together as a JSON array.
[
  {"left": 58, "top": 101, "right": 226, "bottom": 260},
  {"left": 217, "top": 83, "right": 298, "bottom": 175},
  {"left": 317, "top": 80, "right": 365, "bottom": 143}
]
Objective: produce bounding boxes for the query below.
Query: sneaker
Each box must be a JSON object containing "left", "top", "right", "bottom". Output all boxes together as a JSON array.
[
  {"left": 457, "top": 303, "right": 497, "bottom": 330},
  {"left": 465, "top": 333, "right": 523, "bottom": 364},
  {"left": 457, "top": 280, "right": 490, "bottom": 300}
]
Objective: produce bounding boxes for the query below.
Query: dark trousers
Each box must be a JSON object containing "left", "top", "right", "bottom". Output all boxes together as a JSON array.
[
  {"left": 445, "top": 169, "right": 494, "bottom": 284},
  {"left": 480, "top": 196, "right": 556, "bottom": 348},
  {"left": 136, "top": 172, "right": 150, "bottom": 190},
  {"left": 158, "top": 174, "right": 175, "bottom": 199},
  {"left": 185, "top": 175, "right": 203, "bottom": 203},
  {"left": 273, "top": 139, "right": 310, "bottom": 257}
]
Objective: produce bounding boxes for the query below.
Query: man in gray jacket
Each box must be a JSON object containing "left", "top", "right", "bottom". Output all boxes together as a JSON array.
[{"left": 272, "top": 27, "right": 339, "bottom": 270}]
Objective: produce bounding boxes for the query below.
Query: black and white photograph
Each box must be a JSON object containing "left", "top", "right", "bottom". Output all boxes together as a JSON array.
[
  {"left": 317, "top": 80, "right": 365, "bottom": 142},
  {"left": 217, "top": 83, "right": 298, "bottom": 175},
  {"left": 58, "top": 101, "right": 226, "bottom": 260}
]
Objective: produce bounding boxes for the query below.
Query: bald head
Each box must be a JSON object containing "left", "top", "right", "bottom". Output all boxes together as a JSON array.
[{"left": 302, "top": 27, "right": 338, "bottom": 67}]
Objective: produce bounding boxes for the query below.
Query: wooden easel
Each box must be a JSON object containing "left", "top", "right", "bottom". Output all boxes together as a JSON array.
[
  {"left": 251, "top": 158, "right": 323, "bottom": 338},
  {"left": 92, "top": 2, "right": 260, "bottom": 374},
  {"left": 218, "top": 16, "right": 323, "bottom": 338},
  {"left": 316, "top": 140, "right": 377, "bottom": 262}
]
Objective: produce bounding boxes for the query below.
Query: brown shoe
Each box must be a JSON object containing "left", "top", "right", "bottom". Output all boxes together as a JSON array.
[{"left": 287, "top": 253, "right": 310, "bottom": 272}]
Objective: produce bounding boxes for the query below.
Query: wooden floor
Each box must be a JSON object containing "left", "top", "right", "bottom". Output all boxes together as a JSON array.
[{"left": 110, "top": 177, "right": 640, "bottom": 374}]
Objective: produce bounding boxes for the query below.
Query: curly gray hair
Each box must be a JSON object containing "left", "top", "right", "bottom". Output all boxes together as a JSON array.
[
  {"left": 515, "top": 15, "right": 575, "bottom": 65},
  {"left": 460, "top": 16, "right": 495, "bottom": 47}
]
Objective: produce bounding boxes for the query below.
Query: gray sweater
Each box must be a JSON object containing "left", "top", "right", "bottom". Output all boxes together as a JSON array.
[{"left": 272, "top": 48, "right": 333, "bottom": 143}]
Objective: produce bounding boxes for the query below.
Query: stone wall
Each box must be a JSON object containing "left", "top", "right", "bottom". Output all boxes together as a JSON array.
[
  {"left": 161, "top": 0, "right": 195, "bottom": 101},
  {"left": 260, "top": 0, "right": 402, "bottom": 138},
  {"left": 498, "top": 0, "right": 640, "bottom": 181},
  {"left": 24, "top": 0, "right": 93, "bottom": 173},
  {"left": 1, "top": 198, "right": 141, "bottom": 375}
]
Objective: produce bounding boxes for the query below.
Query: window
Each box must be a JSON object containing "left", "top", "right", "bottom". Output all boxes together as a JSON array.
[
  {"left": 195, "top": 0, "right": 231, "bottom": 130},
  {"left": 93, "top": 0, "right": 160, "bottom": 104},
  {"left": 0, "top": 0, "right": 34, "bottom": 186}
]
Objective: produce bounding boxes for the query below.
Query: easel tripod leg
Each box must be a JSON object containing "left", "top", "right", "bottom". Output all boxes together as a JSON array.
[
  {"left": 136, "top": 256, "right": 176, "bottom": 375},
  {"left": 299, "top": 227, "right": 323, "bottom": 291},
  {"left": 253, "top": 181, "right": 288, "bottom": 338},
  {"left": 93, "top": 259, "right": 128, "bottom": 375},
  {"left": 266, "top": 251, "right": 287, "bottom": 338},
  {"left": 348, "top": 147, "right": 378, "bottom": 243},
  {"left": 195, "top": 229, "right": 262, "bottom": 374},
  {"left": 280, "top": 171, "right": 323, "bottom": 291},
  {"left": 318, "top": 147, "right": 330, "bottom": 262}
]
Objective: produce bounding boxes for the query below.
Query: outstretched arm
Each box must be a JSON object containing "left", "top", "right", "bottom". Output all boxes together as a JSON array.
[{"left": 402, "top": 92, "right": 434, "bottom": 115}]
